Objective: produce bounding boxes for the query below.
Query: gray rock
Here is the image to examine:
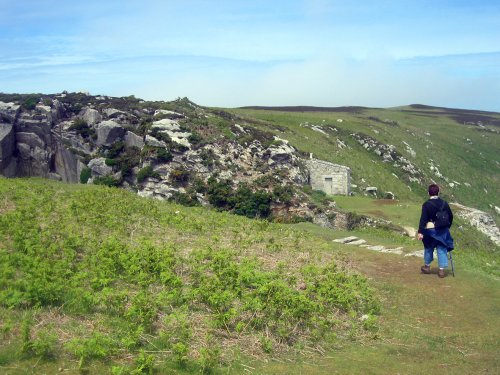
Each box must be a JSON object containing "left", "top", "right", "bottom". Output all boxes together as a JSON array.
[
  {"left": 96, "top": 120, "right": 125, "bottom": 146},
  {"left": 88, "top": 157, "right": 113, "bottom": 176},
  {"left": 145, "top": 135, "right": 167, "bottom": 148},
  {"left": 15, "top": 112, "right": 52, "bottom": 143},
  {"left": 1, "top": 157, "right": 17, "bottom": 177},
  {"left": 48, "top": 172, "right": 62, "bottom": 181},
  {"left": 104, "top": 108, "right": 125, "bottom": 118},
  {"left": 0, "top": 124, "right": 15, "bottom": 170},
  {"left": 0, "top": 102, "right": 21, "bottom": 123},
  {"left": 16, "top": 132, "right": 45, "bottom": 149},
  {"left": 403, "top": 226, "right": 417, "bottom": 238},
  {"left": 154, "top": 109, "right": 184, "bottom": 118},
  {"left": 17, "top": 143, "right": 51, "bottom": 177},
  {"left": 333, "top": 236, "right": 359, "bottom": 244},
  {"left": 312, "top": 213, "right": 334, "bottom": 229},
  {"left": 268, "top": 142, "right": 296, "bottom": 164},
  {"left": 51, "top": 99, "right": 65, "bottom": 123},
  {"left": 367, "top": 245, "right": 385, "bottom": 251},
  {"left": 384, "top": 191, "right": 395, "bottom": 199},
  {"left": 79, "top": 107, "right": 102, "bottom": 125},
  {"left": 152, "top": 118, "right": 181, "bottom": 131},
  {"left": 405, "top": 250, "right": 424, "bottom": 258},
  {"left": 152, "top": 119, "right": 191, "bottom": 148},
  {"left": 53, "top": 144, "right": 80, "bottom": 183},
  {"left": 124, "top": 131, "right": 144, "bottom": 148},
  {"left": 452, "top": 203, "right": 500, "bottom": 246}
]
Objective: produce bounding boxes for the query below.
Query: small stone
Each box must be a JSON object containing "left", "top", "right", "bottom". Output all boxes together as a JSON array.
[
  {"left": 333, "top": 236, "right": 359, "bottom": 244},
  {"left": 347, "top": 239, "right": 367, "bottom": 245}
]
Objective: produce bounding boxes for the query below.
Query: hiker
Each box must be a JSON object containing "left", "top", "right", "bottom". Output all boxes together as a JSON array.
[{"left": 417, "top": 184, "right": 454, "bottom": 278}]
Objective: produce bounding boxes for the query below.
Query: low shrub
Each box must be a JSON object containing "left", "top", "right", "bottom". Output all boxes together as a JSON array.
[
  {"left": 68, "top": 118, "right": 96, "bottom": 139},
  {"left": 137, "top": 166, "right": 160, "bottom": 183},
  {"left": 93, "top": 175, "right": 121, "bottom": 187},
  {"left": 169, "top": 167, "right": 191, "bottom": 186},
  {"left": 21, "top": 96, "right": 38, "bottom": 110},
  {"left": 156, "top": 148, "right": 173, "bottom": 163},
  {"left": 232, "top": 185, "right": 272, "bottom": 218},
  {"left": 80, "top": 168, "right": 92, "bottom": 184},
  {"left": 169, "top": 192, "right": 200, "bottom": 207}
]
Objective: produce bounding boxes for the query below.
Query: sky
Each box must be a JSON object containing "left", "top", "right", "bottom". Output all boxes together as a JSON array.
[{"left": 1, "top": 0, "right": 499, "bottom": 111}]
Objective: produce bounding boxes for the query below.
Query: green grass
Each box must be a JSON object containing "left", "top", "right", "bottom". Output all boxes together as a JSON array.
[
  {"left": 332, "top": 195, "right": 422, "bottom": 228},
  {"left": 0, "top": 177, "right": 379, "bottom": 374}
]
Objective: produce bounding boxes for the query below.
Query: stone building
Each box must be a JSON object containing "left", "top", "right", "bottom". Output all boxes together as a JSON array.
[{"left": 305, "top": 158, "right": 351, "bottom": 196}]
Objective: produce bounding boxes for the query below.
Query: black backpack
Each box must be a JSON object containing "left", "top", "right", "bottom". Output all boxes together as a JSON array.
[{"left": 430, "top": 200, "right": 450, "bottom": 229}]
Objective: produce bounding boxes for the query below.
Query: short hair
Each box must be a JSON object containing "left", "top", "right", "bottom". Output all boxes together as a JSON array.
[{"left": 428, "top": 184, "right": 440, "bottom": 196}]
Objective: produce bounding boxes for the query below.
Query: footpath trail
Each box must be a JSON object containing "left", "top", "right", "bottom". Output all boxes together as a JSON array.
[{"left": 258, "top": 238, "right": 500, "bottom": 375}]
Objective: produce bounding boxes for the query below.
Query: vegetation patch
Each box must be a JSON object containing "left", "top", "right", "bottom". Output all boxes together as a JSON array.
[{"left": 0, "top": 177, "right": 379, "bottom": 372}]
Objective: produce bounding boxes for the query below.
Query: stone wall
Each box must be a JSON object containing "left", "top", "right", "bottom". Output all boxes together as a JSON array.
[{"left": 305, "top": 158, "right": 351, "bottom": 196}]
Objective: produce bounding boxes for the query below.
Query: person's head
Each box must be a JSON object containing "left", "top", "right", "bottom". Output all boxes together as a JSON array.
[{"left": 428, "top": 184, "right": 439, "bottom": 197}]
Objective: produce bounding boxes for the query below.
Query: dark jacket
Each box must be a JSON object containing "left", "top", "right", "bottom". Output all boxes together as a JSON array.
[
  {"left": 418, "top": 197, "right": 454, "bottom": 250},
  {"left": 418, "top": 197, "right": 453, "bottom": 234}
]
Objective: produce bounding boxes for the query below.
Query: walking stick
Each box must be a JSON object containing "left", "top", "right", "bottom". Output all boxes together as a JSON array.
[{"left": 448, "top": 251, "right": 455, "bottom": 277}]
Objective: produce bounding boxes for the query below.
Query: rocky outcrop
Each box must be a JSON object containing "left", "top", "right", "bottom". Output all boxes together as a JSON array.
[
  {"left": 96, "top": 120, "right": 126, "bottom": 146},
  {"left": 351, "top": 132, "right": 424, "bottom": 184},
  {"left": 14, "top": 109, "right": 54, "bottom": 177},
  {"left": 152, "top": 119, "right": 191, "bottom": 148},
  {"left": 452, "top": 203, "right": 500, "bottom": 246}
]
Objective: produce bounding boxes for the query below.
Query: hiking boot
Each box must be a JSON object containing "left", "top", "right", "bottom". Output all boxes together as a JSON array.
[
  {"left": 438, "top": 269, "right": 446, "bottom": 278},
  {"left": 421, "top": 265, "right": 431, "bottom": 274}
]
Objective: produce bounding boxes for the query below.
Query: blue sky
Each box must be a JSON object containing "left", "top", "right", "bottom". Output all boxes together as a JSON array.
[{"left": 1, "top": 0, "right": 499, "bottom": 110}]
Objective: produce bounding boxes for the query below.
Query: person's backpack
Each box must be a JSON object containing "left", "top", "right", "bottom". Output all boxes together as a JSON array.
[{"left": 430, "top": 200, "right": 451, "bottom": 229}]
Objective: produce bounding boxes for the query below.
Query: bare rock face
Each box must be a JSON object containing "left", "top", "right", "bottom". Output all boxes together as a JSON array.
[
  {"left": 124, "top": 131, "right": 144, "bottom": 148},
  {"left": 96, "top": 120, "right": 126, "bottom": 146},
  {"left": 14, "top": 109, "right": 54, "bottom": 177},
  {"left": 79, "top": 107, "right": 102, "bottom": 125},
  {"left": 53, "top": 143, "right": 82, "bottom": 183},
  {"left": 0, "top": 123, "right": 16, "bottom": 175}
]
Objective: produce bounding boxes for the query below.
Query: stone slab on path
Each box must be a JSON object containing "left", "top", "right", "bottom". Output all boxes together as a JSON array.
[
  {"left": 333, "top": 236, "right": 359, "bottom": 244},
  {"left": 334, "top": 236, "right": 423, "bottom": 258}
]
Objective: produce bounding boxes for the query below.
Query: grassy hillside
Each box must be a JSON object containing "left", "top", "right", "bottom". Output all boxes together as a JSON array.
[
  {"left": 1, "top": 177, "right": 498, "bottom": 374},
  {"left": 229, "top": 105, "right": 500, "bottom": 212},
  {"left": 1, "top": 101, "right": 499, "bottom": 374},
  {"left": 0, "top": 177, "right": 379, "bottom": 374}
]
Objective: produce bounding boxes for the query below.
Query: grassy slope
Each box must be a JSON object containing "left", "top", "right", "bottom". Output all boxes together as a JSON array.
[
  {"left": 0, "top": 178, "right": 379, "bottom": 374},
  {"left": 1, "top": 104, "right": 499, "bottom": 374},
  {"left": 229, "top": 106, "right": 500, "bottom": 211},
  {"left": 1, "top": 178, "right": 499, "bottom": 374}
]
